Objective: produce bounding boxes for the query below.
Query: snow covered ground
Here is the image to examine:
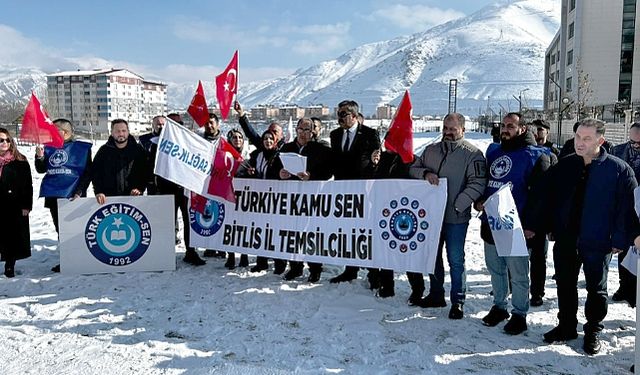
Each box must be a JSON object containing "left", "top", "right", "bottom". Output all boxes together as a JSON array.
[{"left": 0, "top": 131, "right": 635, "bottom": 374}]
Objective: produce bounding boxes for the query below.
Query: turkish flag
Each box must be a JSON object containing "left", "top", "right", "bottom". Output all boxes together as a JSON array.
[
  {"left": 215, "top": 50, "right": 238, "bottom": 120},
  {"left": 187, "top": 80, "right": 210, "bottom": 127},
  {"left": 384, "top": 90, "right": 413, "bottom": 164},
  {"left": 207, "top": 138, "right": 242, "bottom": 202},
  {"left": 189, "top": 191, "right": 209, "bottom": 215},
  {"left": 20, "top": 92, "right": 63, "bottom": 148}
]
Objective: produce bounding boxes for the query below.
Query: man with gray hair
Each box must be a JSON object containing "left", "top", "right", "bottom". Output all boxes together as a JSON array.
[
  {"left": 409, "top": 112, "right": 487, "bottom": 319},
  {"left": 542, "top": 118, "right": 637, "bottom": 355}
]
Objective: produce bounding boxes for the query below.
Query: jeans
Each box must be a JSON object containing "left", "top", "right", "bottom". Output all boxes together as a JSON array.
[
  {"left": 484, "top": 242, "right": 530, "bottom": 317},
  {"left": 429, "top": 222, "right": 469, "bottom": 305}
]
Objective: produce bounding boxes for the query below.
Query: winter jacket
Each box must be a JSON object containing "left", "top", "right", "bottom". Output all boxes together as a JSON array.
[
  {"left": 0, "top": 159, "right": 32, "bottom": 261},
  {"left": 409, "top": 138, "right": 486, "bottom": 224},
  {"left": 480, "top": 131, "right": 552, "bottom": 243},
  {"left": 92, "top": 135, "right": 147, "bottom": 196},
  {"left": 546, "top": 150, "right": 637, "bottom": 254}
]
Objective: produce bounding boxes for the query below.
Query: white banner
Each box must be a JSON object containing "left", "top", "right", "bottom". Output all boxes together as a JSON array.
[
  {"left": 484, "top": 183, "right": 528, "bottom": 257},
  {"left": 154, "top": 118, "right": 216, "bottom": 195},
  {"left": 622, "top": 246, "right": 640, "bottom": 276},
  {"left": 188, "top": 178, "right": 447, "bottom": 274},
  {"left": 58, "top": 195, "right": 176, "bottom": 274}
]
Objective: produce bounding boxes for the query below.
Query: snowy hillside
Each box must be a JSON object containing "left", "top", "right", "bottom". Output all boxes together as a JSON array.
[
  {"left": 235, "top": 0, "right": 559, "bottom": 115},
  {"left": 0, "top": 66, "right": 47, "bottom": 106}
]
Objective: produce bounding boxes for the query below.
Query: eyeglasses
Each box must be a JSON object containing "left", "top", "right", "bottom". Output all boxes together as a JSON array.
[
  {"left": 296, "top": 128, "right": 312, "bottom": 133},
  {"left": 630, "top": 139, "right": 640, "bottom": 145},
  {"left": 231, "top": 135, "right": 243, "bottom": 140},
  {"left": 0, "top": 138, "right": 10, "bottom": 144},
  {"left": 337, "top": 111, "right": 352, "bottom": 118}
]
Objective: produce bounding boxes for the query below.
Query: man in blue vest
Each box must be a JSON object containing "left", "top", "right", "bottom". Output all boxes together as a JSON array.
[
  {"left": 35, "top": 119, "right": 92, "bottom": 272},
  {"left": 475, "top": 112, "right": 551, "bottom": 335}
]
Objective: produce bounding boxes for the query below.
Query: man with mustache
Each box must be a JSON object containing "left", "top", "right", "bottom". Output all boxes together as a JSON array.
[
  {"left": 408, "top": 112, "right": 487, "bottom": 319},
  {"left": 328, "top": 100, "right": 381, "bottom": 288}
]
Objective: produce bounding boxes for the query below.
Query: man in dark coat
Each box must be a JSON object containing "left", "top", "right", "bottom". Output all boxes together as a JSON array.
[
  {"left": 328, "top": 100, "right": 381, "bottom": 286},
  {"left": 277, "top": 117, "right": 333, "bottom": 282},
  {"left": 543, "top": 119, "right": 637, "bottom": 355},
  {"left": 92, "top": 119, "right": 146, "bottom": 203}
]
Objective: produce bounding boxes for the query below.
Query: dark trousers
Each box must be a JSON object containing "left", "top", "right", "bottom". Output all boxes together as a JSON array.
[
  {"left": 255, "top": 256, "right": 286, "bottom": 270},
  {"left": 529, "top": 233, "right": 548, "bottom": 298},
  {"left": 553, "top": 238, "right": 611, "bottom": 333},
  {"left": 169, "top": 193, "right": 193, "bottom": 252},
  {"left": 408, "top": 272, "right": 425, "bottom": 295},
  {"left": 49, "top": 202, "right": 60, "bottom": 235},
  {"left": 288, "top": 261, "right": 322, "bottom": 274}
]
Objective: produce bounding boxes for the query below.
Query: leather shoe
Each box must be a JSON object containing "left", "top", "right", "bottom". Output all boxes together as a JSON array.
[
  {"left": 330, "top": 270, "right": 357, "bottom": 284},
  {"left": 543, "top": 325, "right": 578, "bottom": 343},
  {"left": 482, "top": 306, "right": 509, "bottom": 327},
  {"left": 307, "top": 272, "right": 321, "bottom": 283},
  {"left": 448, "top": 304, "right": 464, "bottom": 319},
  {"left": 284, "top": 269, "right": 303, "bottom": 281},
  {"left": 183, "top": 250, "right": 206, "bottom": 266},
  {"left": 504, "top": 314, "right": 528, "bottom": 335},
  {"left": 583, "top": 331, "right": 601, "bottom": 355},
  {"left": 530, "top": 295, "right": 543, "bottom": 307},
  {"left": 418, "top": 294, "right": 446, "bottom": 308}
]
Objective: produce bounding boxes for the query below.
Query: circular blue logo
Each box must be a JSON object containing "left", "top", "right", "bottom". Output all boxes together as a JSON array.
[
  {"left": 49, "top": 149, "right": 68, "bottom": 167},
  {"left": 85, "top": 203, "right": 152, "bottom": 266},
  {"left": 379, "top": 197, "right": 430, "bottom": 254},
  {"left": 389, "top": 209, "right": 418, "bottom": 241},
  {"left": 189, "top": 198, "right": 225, "bottom": 237}
]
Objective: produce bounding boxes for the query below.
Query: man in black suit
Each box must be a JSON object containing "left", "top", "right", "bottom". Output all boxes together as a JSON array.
[{"left": 329, "top": 100, "right": 381, "bottom": 286}]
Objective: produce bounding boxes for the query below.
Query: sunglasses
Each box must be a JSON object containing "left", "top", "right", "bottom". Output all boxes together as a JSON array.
[
  {"left": 296, "top": 128, "right": 312, "bottom": 132},
  {"left": 630, "top": 140, "right": 640, "bottom": 145},
  {"left": 337, "top": 111, "right": 352, "bottom": 118},
  {"left": 0, "top": 138, "right": 10, "bottom": 144}
]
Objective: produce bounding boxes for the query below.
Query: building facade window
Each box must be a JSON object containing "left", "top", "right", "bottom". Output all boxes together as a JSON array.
[
  {"left": 566, "top": 77, "right": 573, "bottom": 92},
  {"left": 568, "top": 22, "right": 574, "bottom": 39},
  {"left": 619, "top": 0, "right": 637, "bottom": 102},
  {"left": 570, "top": 0, "right": 576, "bottom": 11},
  {"left": 567, "top": 50, "right": 573, "bottom": 66}
]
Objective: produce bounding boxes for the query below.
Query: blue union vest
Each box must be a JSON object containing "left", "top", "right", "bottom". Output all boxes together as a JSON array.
[
  {"left": 485, "top": 142, "right": 549, "bottom": 216},
  {"left": 39, "top": 141, "right": 92, "bottom": 198}
]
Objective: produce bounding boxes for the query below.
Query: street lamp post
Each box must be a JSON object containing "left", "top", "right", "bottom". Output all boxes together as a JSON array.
[{"left": 515, "top": 88, "right": 530, "bottom": 113}]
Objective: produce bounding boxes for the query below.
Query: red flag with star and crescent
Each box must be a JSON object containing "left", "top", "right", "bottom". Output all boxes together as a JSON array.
[
  {"left": 207, "top": 138, "right": 242, "bottom": 203},
  {"left": 187, "top": 80, "right": 210, "bottom": 127},
  {"left": 20, "top": 92, "right": 64, "bottom": 148},
  {"left": 215, "top": 50, "right": 238, "bottom": 120},
  {"left": 384, "top": 90, "right": 414, "bottom": 164}
]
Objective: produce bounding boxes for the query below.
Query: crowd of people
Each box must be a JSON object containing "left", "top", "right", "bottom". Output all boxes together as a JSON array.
[{"left": 0, "top": 98, "right": 639, "bottom": 357}]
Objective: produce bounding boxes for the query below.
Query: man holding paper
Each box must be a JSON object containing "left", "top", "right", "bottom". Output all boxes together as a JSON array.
[
  {"left": 543, "top": 119, "right": 636, "bottom": 355},
  {"left": 278, "top": 117, "right": 333, "bottom": 282},
  {"left": 474, "top": 112, "right": 551, "bottom": 335}
]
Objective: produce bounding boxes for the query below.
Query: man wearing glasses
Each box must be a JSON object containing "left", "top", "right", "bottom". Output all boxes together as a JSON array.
[
  {"left": 609, "top": 122, "right": 640, "bottom": 308},
  {"left": 278, "top": 117, "right": 333, "bottom": 282},
  {"left": 329, "top": 100, "right": 381, "bottom": 286}
]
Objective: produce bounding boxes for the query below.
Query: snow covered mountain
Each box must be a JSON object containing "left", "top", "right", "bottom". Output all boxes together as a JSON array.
[
  {"left": 0, "top": 66, "right": 47, "bottom": 107},
  {"left": 235, "top": 0, "right": 560, "bottom": 115},
  {"left": 0, "top": 0, "right": 559, "bottom": 117}
]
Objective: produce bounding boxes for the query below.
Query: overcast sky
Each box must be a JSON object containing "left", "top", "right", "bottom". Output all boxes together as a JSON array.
[{"left": 0, "top": 0, "right": 498, "bottom": 84}]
